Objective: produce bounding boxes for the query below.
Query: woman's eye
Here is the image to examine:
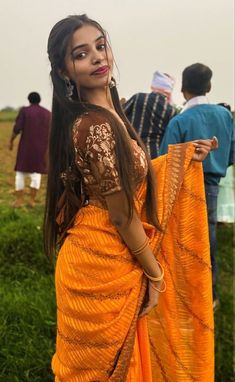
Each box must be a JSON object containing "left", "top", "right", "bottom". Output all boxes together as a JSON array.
[
  {"left": 97, "top": 43, "right": 106, "bottom": 50},
  {"left": 73, "top": 51, "right": 87, "bottom": 60}
]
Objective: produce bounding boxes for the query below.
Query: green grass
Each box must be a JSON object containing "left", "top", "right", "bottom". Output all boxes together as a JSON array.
[
  {"left": 215, "top": 225, "right": 234, "bottom": 381},
  {"left": 0, "top": 110, "right": 18, "bottom": 122},
  {"left": 0, "top": 121, "right": 234, "bottom": 381},
  {"left": 0, "top": 206, "right": 55, "bottom": 382},
  {"left": 0, "top": 122, "right": 55, "bottom": 381},
  {"left": 0, "top": 274, "right": 55, "bottom": 382}
]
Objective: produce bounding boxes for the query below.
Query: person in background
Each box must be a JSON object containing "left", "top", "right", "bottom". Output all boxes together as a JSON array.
[
  {"left": 44, "top": 15, "right": 216, "bottom": 381},
  {"left": 123, "top": 71, "right": 176, "bottom": 158},
  {"left": 9, "top": 92, "right": 51, "bottom": 208},
  {"left": 160, "top": 63, "right": 234, "bottom": 308},
  {"left": 217, "top": 103, "right": 234, "bottom": 223}
]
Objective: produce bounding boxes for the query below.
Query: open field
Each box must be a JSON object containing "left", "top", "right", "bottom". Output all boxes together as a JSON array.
[
  {"left": 0, "top": 122, "right": 55, "bottom": 382},
  {"left": 0, "top": 110, "right": 18, "bottom": 122},
  {"left": 0, "top": 121, "right": 234, "bottom": 381}
]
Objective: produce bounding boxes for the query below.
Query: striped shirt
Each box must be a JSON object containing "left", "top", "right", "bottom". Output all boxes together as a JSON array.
[{"left": 124, "top": 92, "right": 176, "bottom": 158}]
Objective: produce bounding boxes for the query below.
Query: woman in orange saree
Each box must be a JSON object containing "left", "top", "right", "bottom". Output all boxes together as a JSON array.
[{"left": 45, "top": 15, "right": 215, "bottom": 382}]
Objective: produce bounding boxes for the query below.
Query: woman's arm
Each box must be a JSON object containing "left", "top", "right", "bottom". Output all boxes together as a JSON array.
[
  {"left": 105, "top": 190, "right": 163, "bottom": 317},
  {"left": 105, "top": 190, "right": 161, "bottom": 278}
]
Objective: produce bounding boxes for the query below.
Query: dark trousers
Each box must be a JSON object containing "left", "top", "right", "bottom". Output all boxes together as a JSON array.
[{"left": 204, "top": 184, "right": 219, "bottom": 300}]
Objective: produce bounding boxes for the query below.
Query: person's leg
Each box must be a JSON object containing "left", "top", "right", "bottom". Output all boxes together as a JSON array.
[
  {"left": 14, "top": 171, "right": 25, "bottom": 207},
  {"left": 28, "top": 173, "right": 41, "bottom": 207},
  {"left": 204, "top": 184, "right": 219, "bottom": 302}
]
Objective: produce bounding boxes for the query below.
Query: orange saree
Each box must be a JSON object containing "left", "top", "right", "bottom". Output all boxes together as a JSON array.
[{"left": 52, "top": 143, "right": 214, "bottom": 382}]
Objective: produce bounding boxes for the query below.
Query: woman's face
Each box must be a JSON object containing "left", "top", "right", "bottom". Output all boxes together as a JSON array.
[{"left": 64, "top": 24, "right": 113, "bottom": 92}]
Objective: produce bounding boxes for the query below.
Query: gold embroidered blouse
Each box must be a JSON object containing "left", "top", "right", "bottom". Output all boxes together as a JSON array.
[{"left": 72, "top": 111, "right": 148, "bottom": 207}]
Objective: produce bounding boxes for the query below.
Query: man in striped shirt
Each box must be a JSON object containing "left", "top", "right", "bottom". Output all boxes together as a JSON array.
[{"left": 123, "top": 71, "right": 176, "bottom": 158}]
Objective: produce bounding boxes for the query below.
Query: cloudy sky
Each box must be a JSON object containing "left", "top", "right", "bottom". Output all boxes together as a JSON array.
[{"left": 0, "top": 0, "right": 234, "bottom": 110}]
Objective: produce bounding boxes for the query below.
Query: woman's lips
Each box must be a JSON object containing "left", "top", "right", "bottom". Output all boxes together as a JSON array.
[{"left": 91, "top": 65, "right": 109, "bottom": 75}]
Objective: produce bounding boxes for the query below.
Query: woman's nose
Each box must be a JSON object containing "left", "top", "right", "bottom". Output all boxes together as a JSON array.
[{"left": 91, "top": 50, "right": 104, "bottom": 65}]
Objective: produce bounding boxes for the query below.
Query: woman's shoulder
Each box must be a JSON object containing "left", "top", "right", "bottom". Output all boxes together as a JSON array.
[
  {"left": 73, "top": 109, "right": 111, "bottom": 132},
  {"left": 72, "top": 110, "right": 113, "bottom": 149}
]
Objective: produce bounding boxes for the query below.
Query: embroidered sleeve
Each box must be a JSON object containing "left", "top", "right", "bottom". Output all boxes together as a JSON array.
[{"left": 73, "top": 117, "right": 122, "bottom": 196}]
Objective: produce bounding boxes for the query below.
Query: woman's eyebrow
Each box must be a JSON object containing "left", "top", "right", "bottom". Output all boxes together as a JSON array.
[{"left": 71, "top": 35, "right": 105, "bottom": 55}]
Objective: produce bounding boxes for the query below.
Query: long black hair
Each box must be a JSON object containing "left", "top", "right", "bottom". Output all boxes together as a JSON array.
[{"left": 44, "top": 14, "right": 161, "bottom": 258}]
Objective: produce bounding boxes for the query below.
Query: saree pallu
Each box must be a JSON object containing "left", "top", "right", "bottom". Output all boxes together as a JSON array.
[{"left": 52, "top": 143, "right": 214, "bottom": 382}]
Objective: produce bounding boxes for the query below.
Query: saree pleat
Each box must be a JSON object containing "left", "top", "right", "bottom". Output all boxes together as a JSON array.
[
  {"left": 52, "top": 143, "right": 214, "bottom": 381},
  {"left": 125, "top": 318, "right": 152, "bottom": 382}
]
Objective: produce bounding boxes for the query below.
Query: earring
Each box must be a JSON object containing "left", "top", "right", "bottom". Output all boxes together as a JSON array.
[
  {"left": 109, "top": 79, "right": 116, "bottom": 89},
  {"left": 64, "top": 78, "right": 74, "bottom": 99}
]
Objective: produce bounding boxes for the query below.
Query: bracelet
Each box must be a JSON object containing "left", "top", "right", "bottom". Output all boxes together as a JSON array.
[
  {"left": 149, "top": 279, "right": 166, "bottom": 293},
  {"left": 132, "top": 237, "right": 149, "bottom": 256},
  {"left": 143, "top": 261, "right": 164, "bottom": 282}
]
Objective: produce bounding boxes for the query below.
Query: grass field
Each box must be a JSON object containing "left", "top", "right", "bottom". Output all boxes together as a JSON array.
[
  {"left": 0, "top": 122, "right": 55, "bottom": 382},
  {"left": 0, "top": 121, "right": 234, "bottom": 381},
  {"left": 0, "top": 110, "right": 18, "bottom": 122}
]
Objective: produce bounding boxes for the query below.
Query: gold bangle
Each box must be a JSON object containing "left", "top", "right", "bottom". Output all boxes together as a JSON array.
[
  {"left": 149, "top": 279, "right": 166, "bottom": 293},
  {"left": 132, "top": 237, "right": 149, "bottom": 256},
  {"left": 132, "top": 237, "right": 149, "bottom": 254},
  {"left": 143, "top": 270, "right": 164, "bottom": 282},
  {"left": 143, "top": 261, "right": 164, "bottom": 282}
]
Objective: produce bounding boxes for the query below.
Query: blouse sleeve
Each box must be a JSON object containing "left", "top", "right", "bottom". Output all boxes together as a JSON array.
[{"left": 73, "top": 115, "right": 122, "bottom": 196}]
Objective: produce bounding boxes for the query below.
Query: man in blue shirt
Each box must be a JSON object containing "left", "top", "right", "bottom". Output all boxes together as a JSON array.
[{"left": 160, "top": 63, "right": 233, "bottom": 307}]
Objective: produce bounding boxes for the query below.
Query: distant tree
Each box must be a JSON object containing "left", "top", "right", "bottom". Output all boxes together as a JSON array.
[{"left": 0, "top": 106, "right": 16, "bottom": 112}]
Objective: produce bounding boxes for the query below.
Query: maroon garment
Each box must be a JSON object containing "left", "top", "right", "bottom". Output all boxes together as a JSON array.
[{"left": 13, "top": 104, "right": 51, "bottom": 173}]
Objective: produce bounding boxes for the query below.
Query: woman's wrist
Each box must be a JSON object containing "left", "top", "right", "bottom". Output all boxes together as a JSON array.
[
  {"left": 128, "top": 235, "right": 164, "bottom": 280},
  {"left": 143, "top": 261, "right": 166, "bottom": 293},
  {"left": 149, "top": 279, "right": 166, "bottom": 293},
  {"left": 143, "top": 261, "right": 164, "bottom": 281}
]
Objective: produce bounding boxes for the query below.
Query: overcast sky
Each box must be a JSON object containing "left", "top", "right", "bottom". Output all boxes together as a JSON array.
[{"left": 0, "top": 0, "right": 234, "bottom": 110}]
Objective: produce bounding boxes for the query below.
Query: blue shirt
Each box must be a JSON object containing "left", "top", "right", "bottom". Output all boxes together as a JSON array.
[{"left": 160, "top": 104, "right": 233, "bottom": 185}]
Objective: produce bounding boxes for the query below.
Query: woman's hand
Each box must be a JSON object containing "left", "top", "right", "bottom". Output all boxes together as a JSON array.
[
  {"left": 139, "top": 280, "right": 162, "bottom": 318},
  {"left": 192, "top": 136, "right": 218, "bottom": 162}
]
